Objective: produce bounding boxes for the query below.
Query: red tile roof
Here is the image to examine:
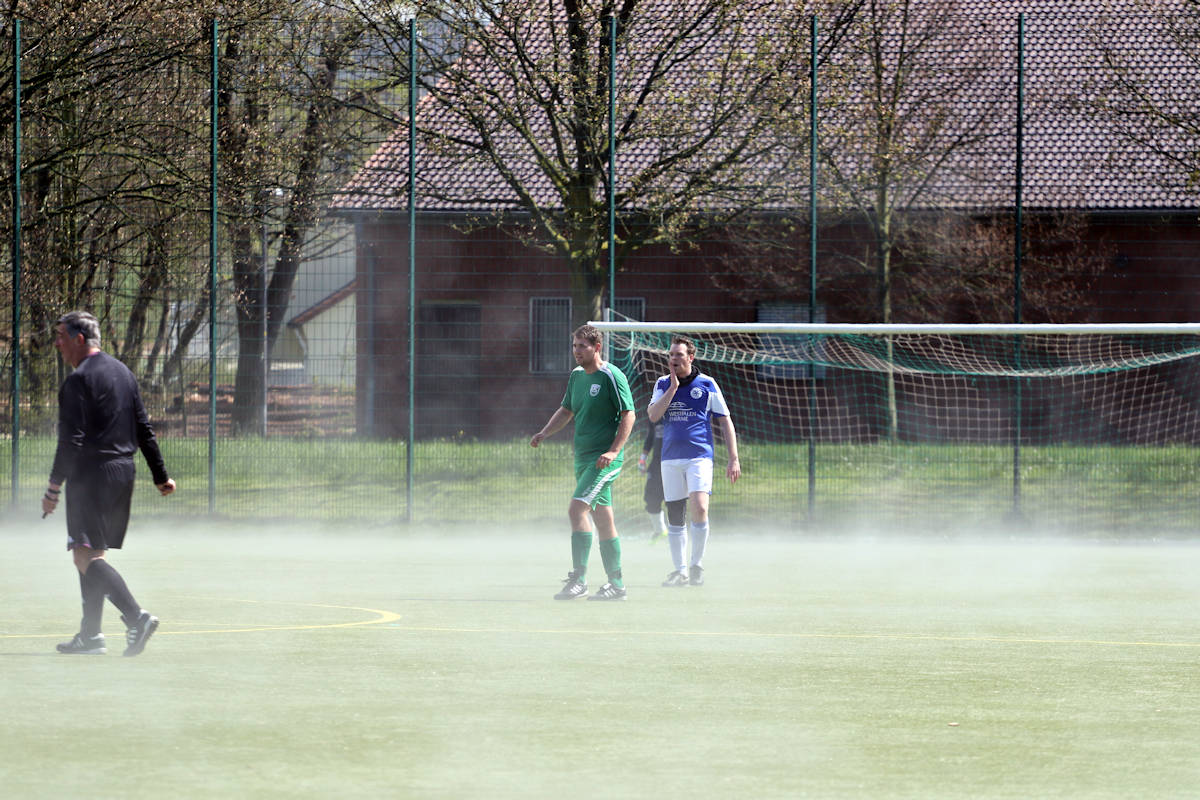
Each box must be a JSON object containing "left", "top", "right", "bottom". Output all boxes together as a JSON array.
[
  {"left": 333, "top": 0, "right": 1200, "bottom": 214},
  {"left": 287, "top": 280, "right": 357, "bottom": 327}
]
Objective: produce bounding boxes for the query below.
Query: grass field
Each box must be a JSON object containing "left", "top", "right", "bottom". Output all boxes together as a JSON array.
[
  {"left": 2, "top": 517, "right": 1199, "bottom": 798},
  {"left": 3, "top": 436, "right": 1199, "bottom": 533}
]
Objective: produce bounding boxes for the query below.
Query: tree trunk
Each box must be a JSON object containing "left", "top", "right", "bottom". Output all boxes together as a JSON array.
[
  {"left": 566, "top": 251, "right": 608, "bottom": 335},
  {"left": 161, "top": 289, "right": 209, "bottom": 388},
  {"left": 877, "top": 227, "right": 899, "bottom": 442},
  {"left": 231, "top": 312, "right": 266, "bottom": 436},
  {"left": 119, "top": 230, "right": 168, "bottom": 374},
  {"left": 230, "top": 217, "right": 267, "bottom": 435},
  {"left": 229, "top": 30, "right": 344, "bottom": 434}
]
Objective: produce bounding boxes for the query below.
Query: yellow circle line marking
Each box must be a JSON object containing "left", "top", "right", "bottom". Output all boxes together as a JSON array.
[
  {"left": 164, "top": 600, "right": 402, "bottom": 636},
  {"left": 382, "top": 625, "right": 1200, "bottom": 649},
  {"left": 8, "top": 598, "right": 1197, "bottom": 649},
  {"left": 3, "top": 598, "right": 401, "bottom": 640}
]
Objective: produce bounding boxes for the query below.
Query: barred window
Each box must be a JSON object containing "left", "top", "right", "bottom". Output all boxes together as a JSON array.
[
  {"left": 610, "top": 296, "right": 646, "bottom": 321},
  {"left": 757, "top": 302, "right": 826, "bottom": 380},
  {"left": 530, "top": 297, "right": 573, "bottom": 374}
]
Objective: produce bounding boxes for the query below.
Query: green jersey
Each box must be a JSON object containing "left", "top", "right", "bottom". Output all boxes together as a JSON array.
[{"left": 562, "top": 362, "right": 635, "bottom": 462}]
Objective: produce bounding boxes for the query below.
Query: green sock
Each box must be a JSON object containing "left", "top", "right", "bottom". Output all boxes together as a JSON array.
[
  {"left": 571, "top": 530, "right": 594, "bottom": 575},
  {"left": 599, "top": 537, "right": 623, "bottom": 588}
]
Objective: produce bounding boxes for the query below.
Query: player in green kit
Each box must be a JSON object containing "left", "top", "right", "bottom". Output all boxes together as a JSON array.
[{"left": 531, "top": 325, "right": 635, "bottom": 600}]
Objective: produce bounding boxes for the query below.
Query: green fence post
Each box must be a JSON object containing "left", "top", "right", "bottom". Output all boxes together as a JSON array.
[
  {"left": 10, "top": 19, "right": 20, "bottom": 510},
  {"left": 406, "top": 17, "right": 417, "bottom": 523},
  {"left": 209, "top": 18, "right": 219, "bottom": 515},
  {"left": 9, "top": 18, "right": 20, "bottom": 510},
  {"left": 1012, "top": 13, "right": 1025, "bottom": 519},
  {"left": 607, "top": 13, "right": 617, "bottom": 327},
  {"left": 807, "top": 14, "right": 818, "bottom": 524}
]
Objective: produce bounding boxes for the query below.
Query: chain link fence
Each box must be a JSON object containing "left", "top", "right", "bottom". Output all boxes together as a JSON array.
[{"left": 2, "top": 5, "right": 1198, "bottom": 531}]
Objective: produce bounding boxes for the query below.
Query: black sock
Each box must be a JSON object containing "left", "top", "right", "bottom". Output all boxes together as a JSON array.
[
  {"left": 78, "top": 571, "right": 105, "bottom": 637},
  {"left": 86, "top": 559, "right": 141, "bottom": 622}
]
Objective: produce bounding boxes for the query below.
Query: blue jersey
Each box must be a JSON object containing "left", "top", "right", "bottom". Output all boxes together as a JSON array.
[{"left": 650, "top": 372, "right": 730, "bottom": 461}]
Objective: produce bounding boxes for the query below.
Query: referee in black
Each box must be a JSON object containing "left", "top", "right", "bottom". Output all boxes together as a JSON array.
[{"left": 43, "top": 311, "right": 176, "bottom": 657}]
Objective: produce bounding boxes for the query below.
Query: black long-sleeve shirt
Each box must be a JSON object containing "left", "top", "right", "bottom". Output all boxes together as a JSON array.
[
  {"left": 641, "top": 417, "right": 663, "bottom": 467},
  {"left": 49, "top": 351, "right": 169, "bottom": 487}
]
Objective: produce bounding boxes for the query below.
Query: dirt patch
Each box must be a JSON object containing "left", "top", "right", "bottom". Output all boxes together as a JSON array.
[{"left": 155, "top": 383, "right": 357, "bottom": 438}]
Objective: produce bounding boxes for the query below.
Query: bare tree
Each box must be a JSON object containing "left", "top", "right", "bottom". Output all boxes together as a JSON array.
[
  {"left": 817, "top": 0, "right": 1012, "bottom": 436},
  {"left": 0, "top": 2, "right": 212, "bottom": 419},
  {"left": 217, "top": 5, "right": 404, "bottom": 434},
  {"left": 345, "top": 0, "right": 862, "bottom": 331},
  {"left": 1088, "top": 0, "right": 1200, "bottom": 196},
  {"left": 891, "top": 211, "right": 1109, "bottom": 323},
  {"left": 708, "top": 4, "right": 1113, "bottom": 329},
  {"left": 819, "top": 0, "right": 1013, "bottom": 321},
  {"left": 1, "top": 1, "right": 403, "bottom": 434}
]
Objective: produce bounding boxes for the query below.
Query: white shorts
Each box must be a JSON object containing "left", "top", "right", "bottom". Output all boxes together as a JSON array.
[{"left": 660, "top": 457, "right": 713, "bottom": 502}]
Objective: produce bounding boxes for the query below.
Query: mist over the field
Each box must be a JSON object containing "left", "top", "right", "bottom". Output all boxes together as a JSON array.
[{"left": 5, "top": 511, "right": 1200, "bottom": 798}]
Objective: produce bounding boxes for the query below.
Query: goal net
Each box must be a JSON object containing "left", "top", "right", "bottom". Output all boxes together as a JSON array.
[{"left": 596, "top": 319, "right": 1200, "bottom": 534}]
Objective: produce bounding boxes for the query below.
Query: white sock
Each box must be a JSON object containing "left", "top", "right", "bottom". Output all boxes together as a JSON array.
[
  {"left": 648, "top": 510, "right": 665, "bottom": 535},
  {"left": 689, "top": 521, "right": 709, "bottom": 568},
  {"left": 667, "top": 525, "right": 687, "bottom": 572}
]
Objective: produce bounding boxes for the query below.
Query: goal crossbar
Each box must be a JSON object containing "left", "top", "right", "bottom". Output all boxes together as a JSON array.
[{"left": 591, "top": 321, "right": 1200, "bottom": 336}]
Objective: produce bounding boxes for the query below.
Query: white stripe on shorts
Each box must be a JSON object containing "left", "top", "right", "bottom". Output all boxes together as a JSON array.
[{"left": 576, "top": 465, "right": 622, "bottom": 505}]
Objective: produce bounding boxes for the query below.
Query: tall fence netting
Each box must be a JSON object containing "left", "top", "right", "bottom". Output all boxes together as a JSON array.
[{"left": 1, "top": 7, "right": 1198, "bottom": 532}]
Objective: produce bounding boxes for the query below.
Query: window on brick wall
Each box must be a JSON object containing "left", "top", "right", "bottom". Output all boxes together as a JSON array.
[{"left": 530, "top": 297, "right": 572, "bottom": 374}]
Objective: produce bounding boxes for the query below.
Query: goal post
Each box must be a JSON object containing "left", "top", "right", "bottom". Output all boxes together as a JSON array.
[{"left": 593, "top": 318, "right": 1200, "bottom": 534}]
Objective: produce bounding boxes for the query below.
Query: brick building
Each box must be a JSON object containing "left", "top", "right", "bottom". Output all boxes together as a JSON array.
[{"left": 333, "top": 1, "right": 1200, "bottom": 439}]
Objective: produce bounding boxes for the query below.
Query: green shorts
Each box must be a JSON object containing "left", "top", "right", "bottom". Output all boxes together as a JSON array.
[{"left": 573, "top": 456, "right": 624, "bottom": 508}]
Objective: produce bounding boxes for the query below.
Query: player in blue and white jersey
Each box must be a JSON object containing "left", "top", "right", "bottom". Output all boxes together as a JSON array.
[{"left": 647, "top": 336, "right": 740, "bottom": 587}]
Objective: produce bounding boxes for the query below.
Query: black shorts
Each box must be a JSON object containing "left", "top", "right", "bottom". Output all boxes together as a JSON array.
[
  {"left": 642, "top": 461, "right": 664, "bottom": 513},
  {"left": 65, "top": 460, "right": 135, "bottom": 551}
]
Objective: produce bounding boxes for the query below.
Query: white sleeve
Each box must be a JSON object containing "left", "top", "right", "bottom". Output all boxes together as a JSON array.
[
  {"left": 648, "top": 376, "right": 667, "bottom": 409},
  {"left": 708, "top": 380, "right": 730, "bottom": 417}
]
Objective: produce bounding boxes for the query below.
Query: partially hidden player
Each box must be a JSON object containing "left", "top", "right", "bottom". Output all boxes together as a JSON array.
[
  {"left": 43, "top": 311, "right": 176, "bottom": 656},
  {"left": 638, "top": 416, "right": 667, "bottom": 542},
  {"left": 531, "top": 324, "right": 635, "bottom": 601},
  {"left": 647, "top": 336, "right": 740, "bottom": 587}
]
